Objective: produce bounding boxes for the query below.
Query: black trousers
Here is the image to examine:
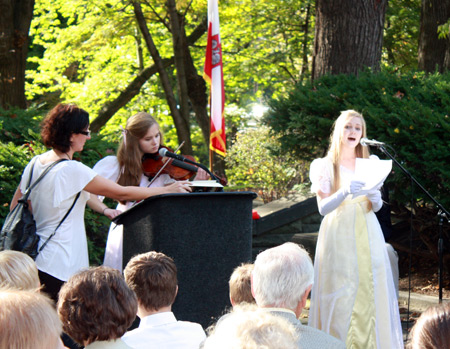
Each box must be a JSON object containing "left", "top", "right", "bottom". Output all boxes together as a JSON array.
[
  {"left": 38, "top": 270, "right": 64, "bottom": 303},
  {"left": 38, "top": 270, "right": 82, "bottom": 348}
]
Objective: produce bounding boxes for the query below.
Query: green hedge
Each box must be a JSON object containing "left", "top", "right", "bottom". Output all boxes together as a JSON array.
[{"left": 265, "top": 69, "right": 450, "bottom": 211}]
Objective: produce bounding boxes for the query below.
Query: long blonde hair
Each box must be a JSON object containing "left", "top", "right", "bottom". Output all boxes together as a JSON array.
[
  {"left": 117, "top": 112, "right": 162, "bottom": 187},
  {"left": 327, "top": 110, "right": 370, "bottom": 193}
]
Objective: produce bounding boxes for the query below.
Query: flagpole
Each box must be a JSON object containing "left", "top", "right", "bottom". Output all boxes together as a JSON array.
[{"left": 209, "top": 147, "right": 214, "bottom": 174}]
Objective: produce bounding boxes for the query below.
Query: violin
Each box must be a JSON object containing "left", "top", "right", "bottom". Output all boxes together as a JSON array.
[{"left": 142, "top": 145, "right": 198, "bottom": 181}]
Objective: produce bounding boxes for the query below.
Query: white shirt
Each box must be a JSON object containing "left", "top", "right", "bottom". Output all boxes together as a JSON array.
[
  {"left": 20, "top": 154, "right": 97, "bottom": 281},
  {"left": 122, "top": 312, "right": 206, "bottom": 349}
]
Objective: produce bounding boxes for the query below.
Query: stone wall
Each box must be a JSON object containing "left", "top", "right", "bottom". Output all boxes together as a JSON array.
[{"left": 252, "top": 193, "right": 322, "bottom": 260}]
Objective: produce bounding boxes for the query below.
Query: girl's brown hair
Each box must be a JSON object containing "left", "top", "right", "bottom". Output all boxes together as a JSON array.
[{"left": 116, "top": 112, "right": 161, "bottom": 188}]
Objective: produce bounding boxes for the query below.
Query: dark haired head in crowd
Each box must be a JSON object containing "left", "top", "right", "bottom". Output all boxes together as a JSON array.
[
  {"left": 124, "top": 251, "right": 178, "bottom": 312},
  {"left": 57, "top": 266, "right": 137, "bottom": 347},
  {"left": 408, "top": 302, "right": 450, "bottom": 349},
  {"left": 122, "top": 251, "right": 206, "bottom": 349}
]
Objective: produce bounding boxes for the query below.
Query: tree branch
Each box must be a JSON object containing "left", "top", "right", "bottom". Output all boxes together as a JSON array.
[
  {"left": 90, "top": 9, "right": 207, "bottom": 132},
  {"left": 91, "top": 57, "right": 173, "bottom": 132}
]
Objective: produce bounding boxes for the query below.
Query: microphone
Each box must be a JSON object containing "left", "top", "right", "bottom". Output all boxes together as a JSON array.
[
  {"left": 159, "top": 147, "right": 187, "bottom": 162},
  {"left": 159, "top": 147, "right": 223, "bottom": 186},
  {"left": 360, "top": 137, "right": 385, "bottom": 147}
]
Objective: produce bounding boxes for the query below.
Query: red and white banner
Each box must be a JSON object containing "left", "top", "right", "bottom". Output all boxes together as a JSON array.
[{"left": 203, "top": 0, "right": 226, "bottom": 156}]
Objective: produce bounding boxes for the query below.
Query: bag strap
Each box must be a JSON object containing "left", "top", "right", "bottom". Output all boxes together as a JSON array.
[
  {"left": 22, "top": 159, "right": 68, "bottom": 201},
  {"left": 25, "top": 157, "right": 38, "bottom": 189},
  {"left": 38, "top": 191, "right": 81, "bottom": 253}
]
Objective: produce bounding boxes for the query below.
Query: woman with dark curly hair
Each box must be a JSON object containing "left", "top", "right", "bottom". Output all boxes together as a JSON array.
[
  {"left": 9, "top": 103, "right": 192, "bottom": 302},
  {"left": 57, "top": 266, "right": 137, "bottom": 348}
]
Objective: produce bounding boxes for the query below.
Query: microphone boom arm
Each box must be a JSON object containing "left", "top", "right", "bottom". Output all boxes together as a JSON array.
[{"left": 182, "top": 157, "right": 223, "bottom": 185}]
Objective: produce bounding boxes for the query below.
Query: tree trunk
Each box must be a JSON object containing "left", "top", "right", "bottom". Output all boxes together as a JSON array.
[
  {"left": 167, "top": 0, "right": 192, "bottom": 152},
  {"left": 0, "top": 0, "right": 35, "bottom": 109},
  {"left": 133, "top": 0, "right": 192, "bottom": 154},
  {"left": 312, "top": 0, "right": 387, "bottom": 80},
  {"left": 418, "top": 0, "right": 450, "bottom": 73},
  {"left": 300, "top": 2, "right": 312, "bottom": 80},
  {"left": 179, "top": 18, "right": 210, "bottom": 146}
]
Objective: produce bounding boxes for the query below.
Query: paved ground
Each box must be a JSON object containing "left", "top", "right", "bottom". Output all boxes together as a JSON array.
[{"left": 299, "top": 291, "right": 449, "bottom": 345}]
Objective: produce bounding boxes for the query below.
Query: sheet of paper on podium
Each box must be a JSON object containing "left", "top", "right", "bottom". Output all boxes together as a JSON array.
[
  {"left": 352, "top": 158, "right": 392, "bottom": 198},
  {"left": 189, "top": 180, "right": 224, "bottom": 192}
]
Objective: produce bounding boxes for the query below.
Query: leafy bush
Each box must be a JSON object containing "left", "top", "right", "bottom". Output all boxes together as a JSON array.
[
  {"left": 265, "top": 69, "right": 450, "bottom": 211},
  {"left": 225, "top": 126, "right": 308, "bottom": 203}
]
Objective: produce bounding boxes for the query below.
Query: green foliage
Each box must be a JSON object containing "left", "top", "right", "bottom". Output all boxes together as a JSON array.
[
  {"left": 265, "top": 69, "right": 450, "bottom": 210},
  {"left": 225, "top": 126, "right": 308, "bottom": 203},
  {"left": 219, "top": 0, "right": 315, "bottom": 105},
  {"left": 383, "top": 0, "right": 420, "bottom": 70},
  {"left": 438, "top": 20, "right": 450, "bottom": 39},
  {"left": 27, "top": 0, "right": 316, "bottom": 132}
]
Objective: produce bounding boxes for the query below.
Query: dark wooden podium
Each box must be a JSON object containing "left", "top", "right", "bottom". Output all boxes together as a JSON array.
[{"left": 114, "top": 191, "right": 256, "bottom": 328}]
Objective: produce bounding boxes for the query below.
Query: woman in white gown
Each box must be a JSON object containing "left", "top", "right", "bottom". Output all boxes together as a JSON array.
[
  {"left": 307, "top": 110, "right": 403, "bottom": 348},
  {"left": 90, "top": 112, "right": 208, "bottom": 271}
]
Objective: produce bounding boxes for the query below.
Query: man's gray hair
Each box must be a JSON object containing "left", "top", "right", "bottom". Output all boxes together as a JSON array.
[{"left": 252, "top": 242, "right": 314, "bottom": 309}]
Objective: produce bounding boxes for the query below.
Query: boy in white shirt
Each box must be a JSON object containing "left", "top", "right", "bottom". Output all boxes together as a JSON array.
[{"left": 122, "top": 251, "right": 206, "bottom": 349}]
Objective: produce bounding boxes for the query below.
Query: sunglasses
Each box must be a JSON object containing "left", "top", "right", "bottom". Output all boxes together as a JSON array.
[{"left": 79, "top": 130, "right": 91, "bottom": 137}]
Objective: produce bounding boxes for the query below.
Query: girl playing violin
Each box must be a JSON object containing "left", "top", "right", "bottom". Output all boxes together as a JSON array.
[{"left": 89, "top": 112, "right": 208, "bottom": 271}]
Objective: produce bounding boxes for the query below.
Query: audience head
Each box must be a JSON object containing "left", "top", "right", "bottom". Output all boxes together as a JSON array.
[
  {"left": 252, "top": 242, "right": 314, "bottom": 314},
  {"left": 0, "top": 289, "right": 63, "bottom": 349},
  {"left": 40, "top": 103, "right": 90, "bottom": 153},
  {"left": 57, "top": 266, "right": 137, "bottom": 346},
  {"left": 202, "top": 303, "right": 298, "bottom": 349},
  {"left": 0, "top": 250, "right": 40, "bottom": 291},
  {"left": 124, "top": 251, "right": 178, "bottom": 314},
  {"left": 408, "top": 302, "right": 450, "bottom": 349},
  {"left": 229, "top": 263, "right": 255, "bottom": 306}
]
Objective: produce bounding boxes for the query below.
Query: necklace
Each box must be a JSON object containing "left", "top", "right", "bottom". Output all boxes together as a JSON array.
[{"left": 65, "top": 153, "right": 72, "bottom": 160}]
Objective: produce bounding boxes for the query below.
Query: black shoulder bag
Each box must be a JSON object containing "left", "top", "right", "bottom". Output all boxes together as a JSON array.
[{"left": 0, "top": 159, "right": 80, "bottom": 260}]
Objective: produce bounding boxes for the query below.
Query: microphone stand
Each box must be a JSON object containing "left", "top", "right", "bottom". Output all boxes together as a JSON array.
[
  {"left": 182, "top": 157, "right": 224, "bottom": 191},
  {"left": 375, "top": 144, "right": 450, "bottom": 302}
]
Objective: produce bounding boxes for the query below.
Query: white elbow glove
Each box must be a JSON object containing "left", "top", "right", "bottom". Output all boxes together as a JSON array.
[
  {"left": 366, "top": 189, "right": 383, "bottom": 212},
  {"left": 318, "top": 180, "right": 365, "bottom": 216}
]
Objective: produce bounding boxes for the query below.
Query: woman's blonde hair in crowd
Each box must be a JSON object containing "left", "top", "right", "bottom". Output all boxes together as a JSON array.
[
  {"left": 327, "top": 110, "right": 370, "bottom": 193},
  {"left": 116, "top": 112, "right": 161, "bottom": 188},
  {"left": 0, "top": 289, "right": 62, "bottom": 349},
  {"left": 0, "top": 251, "right": 40, "bottom": 291}
]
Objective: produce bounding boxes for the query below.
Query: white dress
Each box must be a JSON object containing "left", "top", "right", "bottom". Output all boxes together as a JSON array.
[
  {"left": 307, "top": 156, "right": 403, "bottom": 349},
  {"left": 20, "top": 155, "right": 97, "bottom": 281},
  {"left": 93, "top": 156, "right": 172, "bottom": 271}
]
